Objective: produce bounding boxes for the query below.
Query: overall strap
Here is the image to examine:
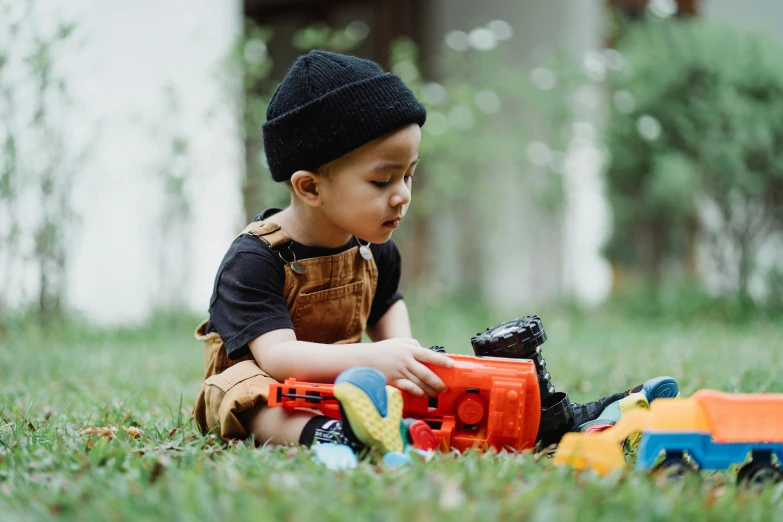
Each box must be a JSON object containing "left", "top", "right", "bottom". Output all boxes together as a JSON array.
[{"left": 238, "top": 221, "right": 292, "bottom": 249}]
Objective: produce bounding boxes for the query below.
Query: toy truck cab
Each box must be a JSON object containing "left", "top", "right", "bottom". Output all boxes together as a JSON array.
[{"left": 401, "top": 354, "right": 542, "bottom": 452}]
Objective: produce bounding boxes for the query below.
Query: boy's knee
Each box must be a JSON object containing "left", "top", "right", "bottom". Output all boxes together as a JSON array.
[{"left": 194, "top": 360, "right": 277, "bottom": 441}]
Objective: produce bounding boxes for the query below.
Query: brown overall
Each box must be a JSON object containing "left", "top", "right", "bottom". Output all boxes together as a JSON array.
[{"left": 192, "top": 220, "right": 378, "bottom": 441}]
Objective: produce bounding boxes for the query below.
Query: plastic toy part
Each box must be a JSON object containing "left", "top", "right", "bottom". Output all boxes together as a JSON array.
[
  {"left": 737, "top": 459, "right": 783, "bottom": 487},
  {"left": 457, "top": 394, "right": 485, "bottom": 425},
  {"left": 471, "top": 316, "right": 555, "bottom": 399},
  {"left": 470, "top": 316, "right": 547, "bottom": 359},
  {"left": 311, "top": 443, "right": 359, "bottom": 470},
  {"left": 404, "top": 419, "right": 439, "bottom": 451},
  {"left": 552, "top": 409, "right": 646, "bottom": 476},
  {"left": 553, "top": 390, "right": 783, "bottom": 483},
  {"left": 333, "top": 367, "right": 405, "bottom": 454},
  {"left": 383, "top": 451, "right": 413, "bottom": 467},
  {"left": 268, "top": 354, "right": 542, "bottom": 453},
  {"left": 469, "top": 316, "right": 570, "bottom": 446},
  {"left": 537, "top": 392, "right": 574, "bottom": 448}
]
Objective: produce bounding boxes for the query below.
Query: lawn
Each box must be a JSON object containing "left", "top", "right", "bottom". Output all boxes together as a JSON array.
[{"left": 2, "top": 301, "right": 783, "bottom": 521}]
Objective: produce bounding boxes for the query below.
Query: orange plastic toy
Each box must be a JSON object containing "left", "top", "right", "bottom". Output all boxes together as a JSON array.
[{"left": 268, "top": 354, "right": 542, "bottom": 452}]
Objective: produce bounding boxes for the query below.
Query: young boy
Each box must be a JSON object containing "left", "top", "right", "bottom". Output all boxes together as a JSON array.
[
  {"left": 193, "top": 50, "right": 677, "bottom": 457},
  {"left": 193, "top": 50, "right": 449, "bottom": 456}
]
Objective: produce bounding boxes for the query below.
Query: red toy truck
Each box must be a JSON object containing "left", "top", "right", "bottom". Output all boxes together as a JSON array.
[{"left": 268, "top": 316, "right": 574, "bottom": 452}]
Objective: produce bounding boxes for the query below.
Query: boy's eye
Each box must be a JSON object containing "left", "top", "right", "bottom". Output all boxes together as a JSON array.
[{"left": 372, "top": 175, "right": 414, "bottom": 188}]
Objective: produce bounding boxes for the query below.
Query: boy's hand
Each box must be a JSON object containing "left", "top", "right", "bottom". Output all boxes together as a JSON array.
[{"left": 372, "top": 338, "right": 453, "bottom": 398}]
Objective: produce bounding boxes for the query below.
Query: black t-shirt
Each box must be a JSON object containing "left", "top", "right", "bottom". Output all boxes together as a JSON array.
[{"left": 206, "top": 209, "right": 404, "bottom": 359}]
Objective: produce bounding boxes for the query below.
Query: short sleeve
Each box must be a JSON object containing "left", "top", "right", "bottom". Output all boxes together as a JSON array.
[
  {"left": 208, "top": 238, "right": 294, "bottom": 359},
  {"left": 367, "top": 239, "right": 404, "bottom": 326}
]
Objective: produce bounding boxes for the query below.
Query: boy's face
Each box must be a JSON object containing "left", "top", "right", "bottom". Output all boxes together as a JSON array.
[{"left": 316, "top": 123, "right": 421, "bottom": 243}]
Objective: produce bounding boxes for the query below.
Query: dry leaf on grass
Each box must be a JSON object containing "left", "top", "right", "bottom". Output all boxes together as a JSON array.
[
  {"left": 80, "top": 426, "right": 118, "bottom": 438},
  {"left": 79, "top": 426, "right": 145, "bottom": 439},
  {"left": 123, "top": 426, "right": 145, "bottom": 439}
]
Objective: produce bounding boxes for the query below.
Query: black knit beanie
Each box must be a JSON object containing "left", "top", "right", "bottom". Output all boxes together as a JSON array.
[{"left": 262, "top": 50, "right": 427, "bottom": 182}]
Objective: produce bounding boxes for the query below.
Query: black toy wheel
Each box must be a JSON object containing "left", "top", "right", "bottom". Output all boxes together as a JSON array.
[
  {"left": 737, "top": 462, "right": 783, "bottom": 487},
  {"left": 471, "top": 316, "right": 555, "bottom": 400},
  {"left": 654, "top": 455, "right": 696, "bottom": 479},
  {"left": 470, "top": 316, "right": 547, "bottom": 358}
]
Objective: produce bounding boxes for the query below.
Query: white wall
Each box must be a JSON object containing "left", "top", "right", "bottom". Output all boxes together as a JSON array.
[
  {"left": 423, "top": 0, "right": 612, "bottom": 307},
  {"left": 5, "top": 0, "right": 244, "bottom": 324},
  {"left": 559, "top": 0, "right": 613, "bottom": 306}
]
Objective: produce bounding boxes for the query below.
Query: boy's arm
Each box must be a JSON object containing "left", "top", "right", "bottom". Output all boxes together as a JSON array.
[
  {"left": 248, "top": 321, "right": 452, "bottom": 396},
  {"left": 248, "top": 329, "right": 373, "bottom": 383},
  {"left": 365, "top": 299, "right": 411, "bottom": 341}
]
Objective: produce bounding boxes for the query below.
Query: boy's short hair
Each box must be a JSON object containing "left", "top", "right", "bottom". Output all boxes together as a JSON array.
[{"left": 262, "top": 50, "right": 426, "bottom": 183}]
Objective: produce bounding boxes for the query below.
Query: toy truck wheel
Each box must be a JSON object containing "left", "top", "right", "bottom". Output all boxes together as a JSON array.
[
  {"left": 654, "top": 453, "right": 696, "bottom": 480},
  {"left": 737, "top": 462, "right": 783, "bottom": 487},
  {"left": 470, "top": 316, "right": 555, "bottom": 400}
]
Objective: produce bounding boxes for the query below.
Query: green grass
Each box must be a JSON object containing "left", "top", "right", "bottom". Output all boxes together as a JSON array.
[{"left": 2, "top": 303, "right": 783, "bottom": 521}]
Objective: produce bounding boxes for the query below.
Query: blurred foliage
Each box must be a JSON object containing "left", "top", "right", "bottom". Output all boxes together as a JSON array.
[
  {"left": 386, "top": 28, "right": 571, "bottom": 292},
  {"left": 229, "top": 18, "right": 572, "bottom": 293},
  {"left": 600, "top": 16, "right": 783, "bottom": 306},
  {"left": 0, "top": 0, "right": 83, "bottom": 327},
  {"left": 228, "top": 20, "right": 373, "bottom": 222},
  {"left": 603, "top": 280, "right": 757, "bottom": 323},
  {"left": 387, "top": 30, "right": 567, "bottom": 219}
]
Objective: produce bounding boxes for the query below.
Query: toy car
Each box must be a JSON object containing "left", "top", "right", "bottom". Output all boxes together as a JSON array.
[{"left": 553, "top": 390, "right": 783, "bottom": 485}]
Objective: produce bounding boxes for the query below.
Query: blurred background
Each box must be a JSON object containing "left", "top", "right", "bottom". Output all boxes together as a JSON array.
[
  {"left": 2, "top": 0, "right": 783, "bottom": 331},
  {"left": 4, "top": 5, "right": 783, "bottom": 516}
]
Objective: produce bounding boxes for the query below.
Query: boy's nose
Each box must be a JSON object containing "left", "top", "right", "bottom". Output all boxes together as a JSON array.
[{"left": 390, "top": 181, "right": 411, "bottom": 208}]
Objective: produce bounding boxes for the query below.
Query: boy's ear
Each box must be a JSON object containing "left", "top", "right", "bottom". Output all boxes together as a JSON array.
[{"left": 289, "top": 170, "right": 323, "bottom": 207}]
